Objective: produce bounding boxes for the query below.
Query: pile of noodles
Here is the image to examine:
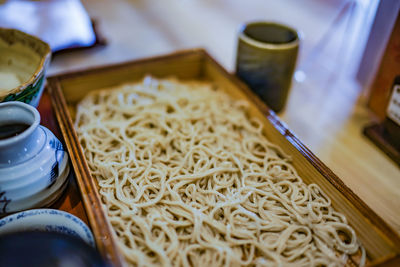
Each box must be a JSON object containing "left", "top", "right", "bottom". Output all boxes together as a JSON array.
[{"left": 75, "top": 76, "right": 364, "bottom": 267}]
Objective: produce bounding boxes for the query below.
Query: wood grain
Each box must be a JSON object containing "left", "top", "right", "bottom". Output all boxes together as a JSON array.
[
  {"left": 47, "top": 80, "right": 125, "bottom": 267},
  {"left": 46, "top": 49, "right": 400, "bottom": 266},
  {"left": 367, "top": 12, "right": 400, "bottom": 120},
  {"left": 37, "top": 91, "right": 89, "bottom": 224}
]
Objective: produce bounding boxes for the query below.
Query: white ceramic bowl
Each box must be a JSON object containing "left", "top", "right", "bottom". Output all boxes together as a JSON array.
[
  {"left": 0, "top": 209, "right": 95, "bottom": 247},
  {"left": 0, "top": 28, "right": 51, "bottom": 107}
]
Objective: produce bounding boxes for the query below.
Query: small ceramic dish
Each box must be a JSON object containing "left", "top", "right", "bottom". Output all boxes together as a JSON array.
[
  {"left": 0, "top": 231, "right": 109, "bottom": 267},
  {"left": 0, "top": 28, "right": 51, "bottom": 107},
  {"left": 0, "top": 101, "right": 70, "bottom": 214},
  {"left": 0, "top": 209, "right": 95, "bottom": 247}
]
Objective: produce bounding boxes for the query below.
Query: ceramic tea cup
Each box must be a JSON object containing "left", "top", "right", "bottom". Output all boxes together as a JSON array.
[
  {"left": 0, "top": 28, "right": 51, "bottom": 107},
  {"left": 0, "top": 101, "right": 70, "bottom": 214},
  {"left": 236, "top": 21, "right": 300, "bottom": 113}
]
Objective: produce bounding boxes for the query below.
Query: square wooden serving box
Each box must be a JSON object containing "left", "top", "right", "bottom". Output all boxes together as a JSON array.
[{"left": 47, "top": 49, "right": 400, "bottom": 266}]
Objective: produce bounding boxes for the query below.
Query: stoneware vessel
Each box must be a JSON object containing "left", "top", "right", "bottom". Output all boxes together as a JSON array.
[
  {"left": 0, "top": 28, "right": 51, "bottom": 107},
  {"left": 0, "top": 101, "right": 70, "bottom": 214},
  {"left": 0, "top": 209, "right": 94, "bottom": 247},
  {"left": 236, "top": 21, "right": 299, "bottom": 113}
]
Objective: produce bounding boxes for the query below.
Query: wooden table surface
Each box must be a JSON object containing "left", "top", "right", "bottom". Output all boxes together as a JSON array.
[{"left": 47, "top": 0, "right": 400, "bottom": 235}]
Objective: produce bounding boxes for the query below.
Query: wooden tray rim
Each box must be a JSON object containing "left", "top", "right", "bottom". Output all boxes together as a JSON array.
[
  {"left": 48, "top": 80, "right": 125, "bottom": 265},
  {"left": 204, "top": 49, "right": 400, "bottom": 250}
]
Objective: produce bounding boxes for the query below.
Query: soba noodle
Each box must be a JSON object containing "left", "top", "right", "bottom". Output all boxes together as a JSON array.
[{"left": 75, "top": 76, "right": 364, "bottom": 267}]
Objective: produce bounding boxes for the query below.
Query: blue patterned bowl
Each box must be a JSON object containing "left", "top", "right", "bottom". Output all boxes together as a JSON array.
[
  {"left": 0, "top": 28, "right": 51, "bottom": 107},
  {"left": 0, "top": 231, "right": 108, "bottom": 266},
  {"left": 0, "top": 209, "right": 95, "bottom": 247},
  {"left": 0, "top": 102, "right": 70, "bottom": 214}
]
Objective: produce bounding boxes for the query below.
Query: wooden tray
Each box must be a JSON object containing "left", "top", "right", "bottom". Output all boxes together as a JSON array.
[
  {"left": 37, "top": 90, "right": 89, "bottom": 224},
  {"left": 46, "top": 49, "right": 400, "bottom": 266}
]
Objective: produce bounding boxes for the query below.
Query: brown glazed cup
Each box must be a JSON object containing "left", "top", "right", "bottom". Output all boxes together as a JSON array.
[{"left": 236, "top": 22, "right": 299, "bottom": 113}]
